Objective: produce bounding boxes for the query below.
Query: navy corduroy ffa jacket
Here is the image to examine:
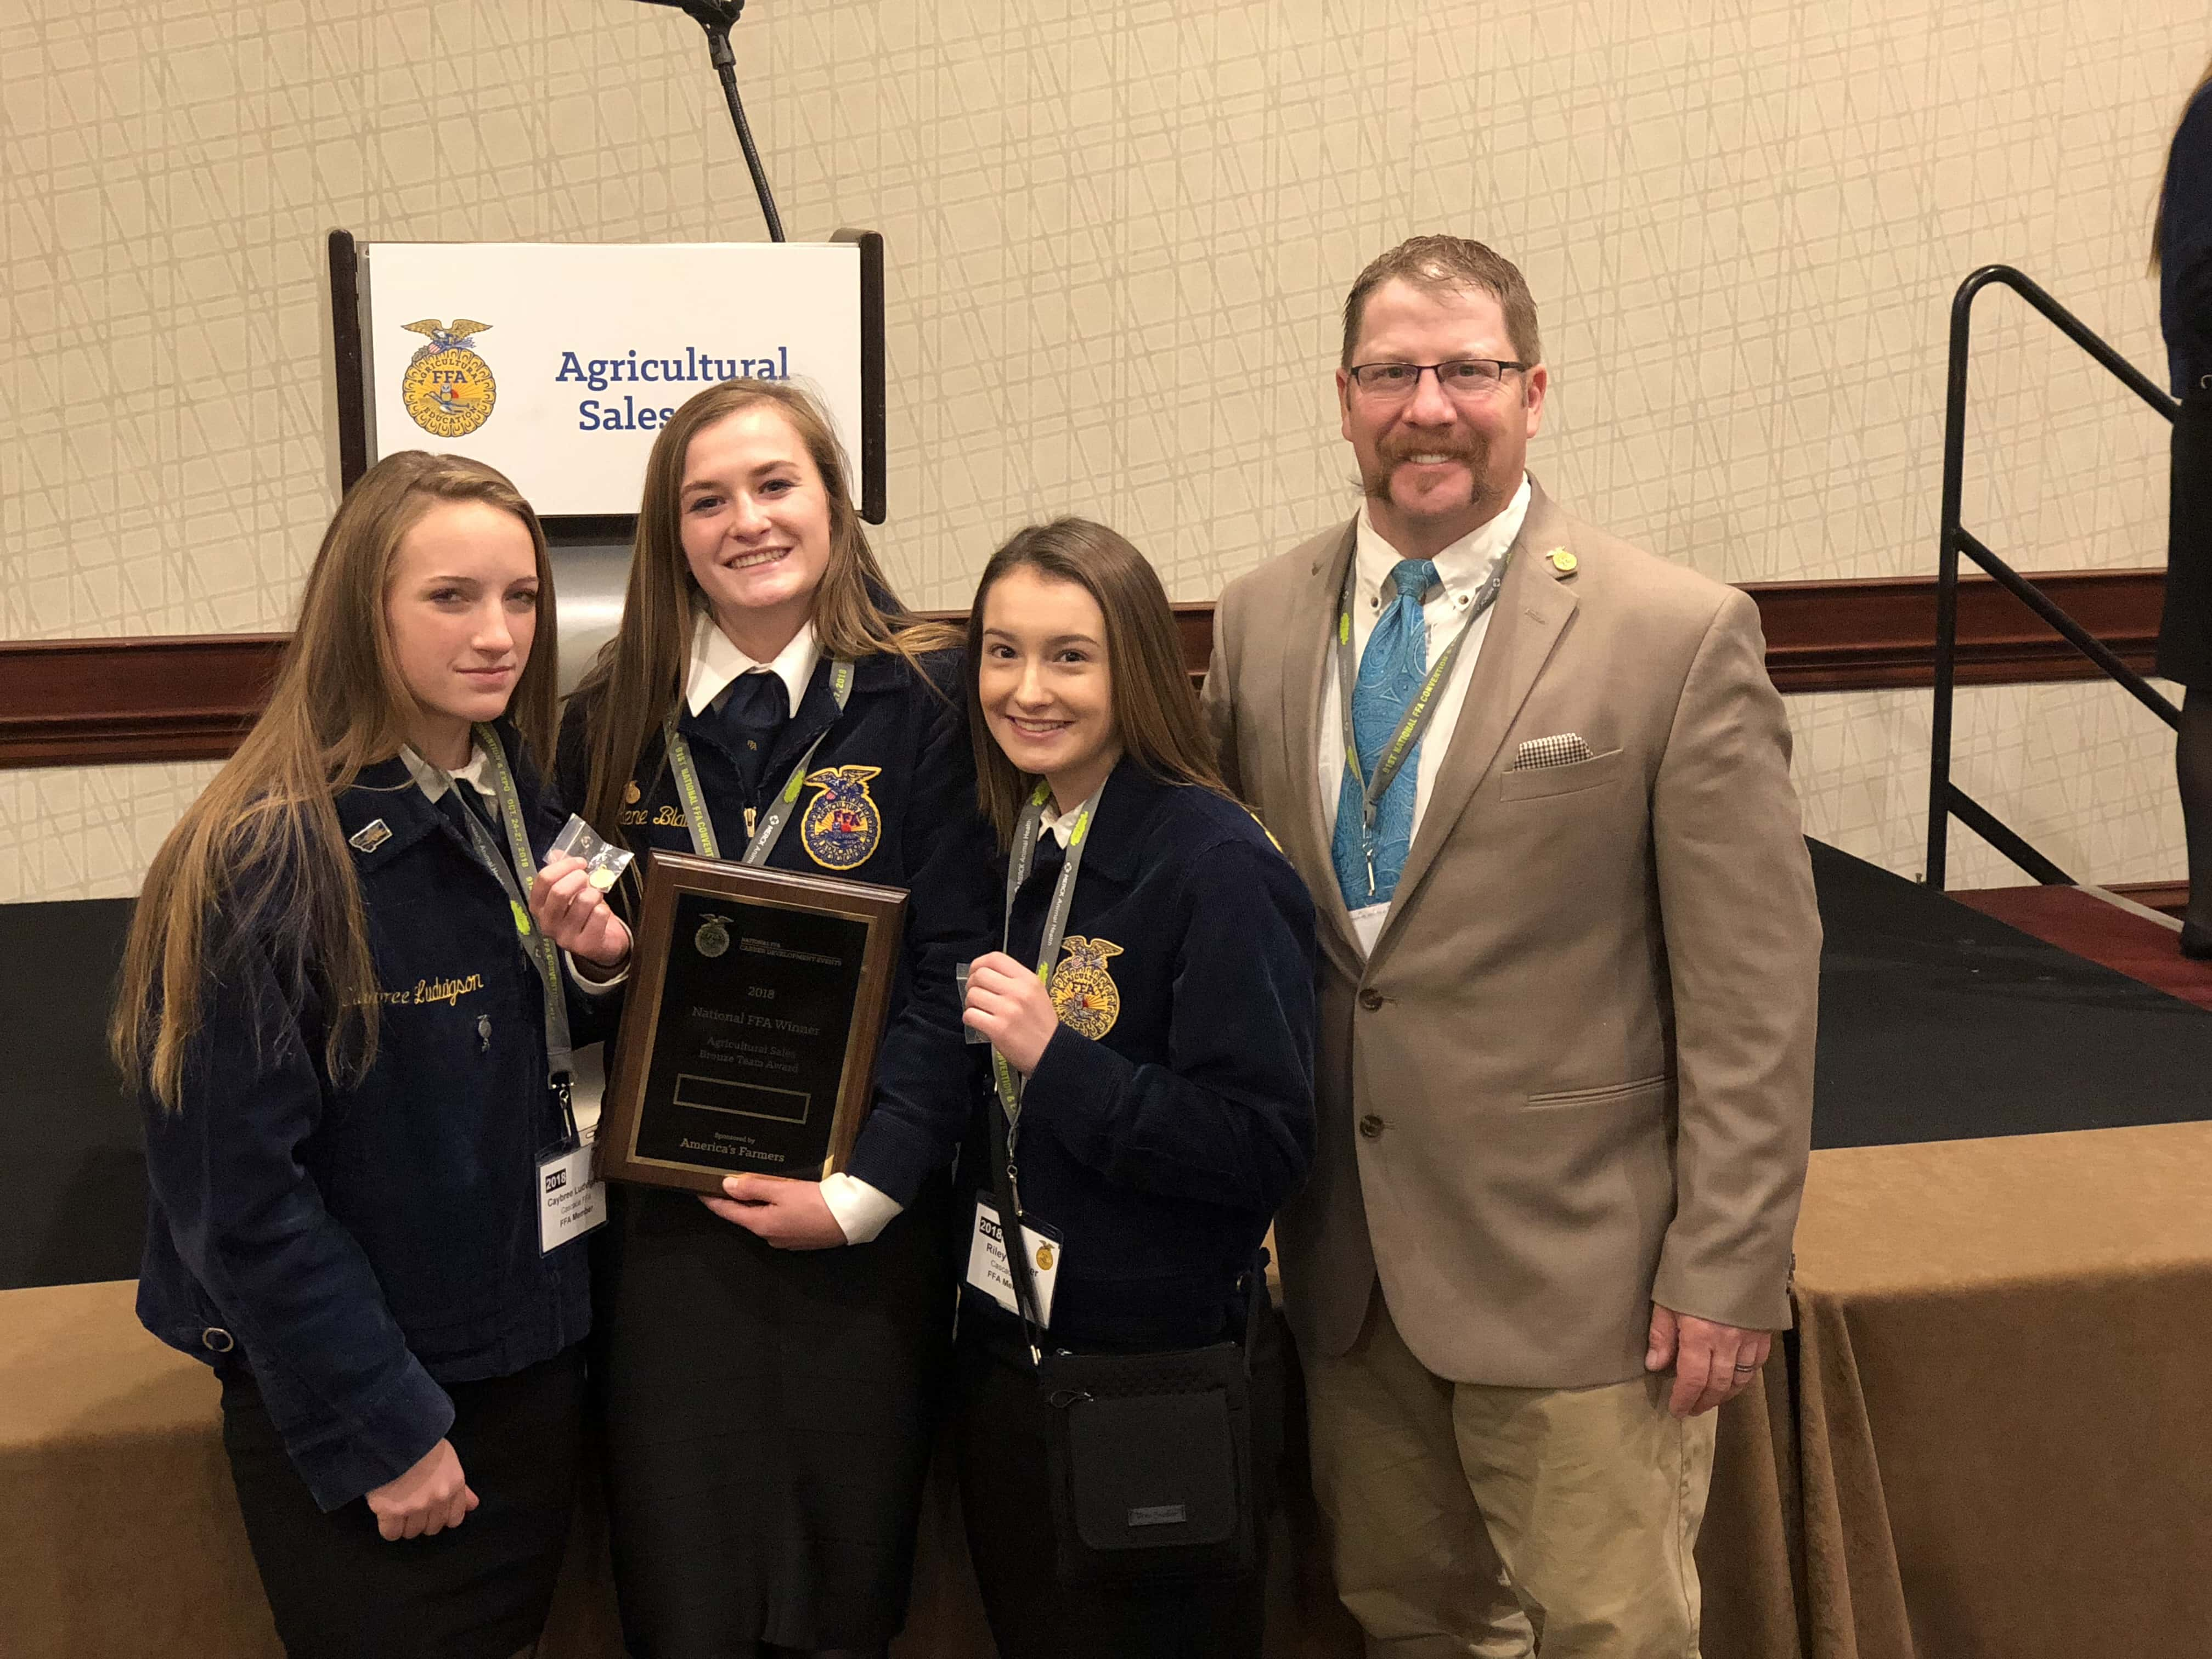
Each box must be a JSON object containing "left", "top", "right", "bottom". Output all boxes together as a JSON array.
[
  {"left": 556, "top": 646, "right": 998, "bottom": 1205},
  {"left": 136, "top": 722, "right": 603, "bottom": 1511},
  {"left": 970, "top": 759, "right": 1319, "bottom": 1350},
  {"left": 2166, "top": 86, "right": 2212, "bottom": 393}
]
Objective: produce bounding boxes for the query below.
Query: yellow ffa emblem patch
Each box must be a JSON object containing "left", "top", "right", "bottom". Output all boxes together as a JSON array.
[
  {"left": 800, "top": 765, "right": 883, "bottom": 870},
  {"left": 1049, "top": 935, "right": 1124, "bottom": 1039},
  {"left": 400, "top": 319, "right": 497, "bottom": 437},
  {"left": 624, "top": 780, "right": 642, "bottom": 805}
]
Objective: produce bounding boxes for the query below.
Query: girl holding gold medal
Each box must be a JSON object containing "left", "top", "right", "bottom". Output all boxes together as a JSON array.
[
  {"left": 121, "top": 453, "right": 631, "bottom": 1659},
  {"left": 558, "top": 380, "right": 996, "bottom": 1658},
  {"left": 955, "top": 518, "right": 1317, "bottom": 1657}
]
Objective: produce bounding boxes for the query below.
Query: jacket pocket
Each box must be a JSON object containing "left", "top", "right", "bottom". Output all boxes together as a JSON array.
[
  {"left": 1525, "top": 1073, "right": 1671, "bottom": 1111},
  {"left": 1498, "top": 748, "right": 1627, "bottom": 802}
]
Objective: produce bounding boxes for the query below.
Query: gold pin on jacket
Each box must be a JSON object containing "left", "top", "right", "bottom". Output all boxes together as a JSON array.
[{"left": 1545, "top": 547, "right": 1578, "bottom": 577}]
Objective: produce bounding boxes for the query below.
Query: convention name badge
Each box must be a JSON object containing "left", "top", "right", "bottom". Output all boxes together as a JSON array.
[
  {"left": 967, "top": 1194, "right": 1064, "bottom": 1327},
  {"left": 539, "top": 1134, "right": 606, "bottom": 1254}
]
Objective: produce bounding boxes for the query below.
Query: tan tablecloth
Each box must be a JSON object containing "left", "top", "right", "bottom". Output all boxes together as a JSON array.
[
  {"left": 15, "top": 1124, "right": 2211, "bottom": 1657},
  {"left": 1702, "top": 1121, "right": 2212, "bottom": 1659},
  {"left": 0, "top": 1281, "right": 1345, "bottom": 1657}
]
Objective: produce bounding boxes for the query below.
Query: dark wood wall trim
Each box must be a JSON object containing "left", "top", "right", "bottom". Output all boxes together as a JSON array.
[
  {"left": 0, "top": 635, "right": 288, "bottom": 767},
  {"left": 0, "top": 568, "right": 2167, "bottom": 770},
  {"left": 1745, "top": 568, "right": 2164, "bottom": 694}
]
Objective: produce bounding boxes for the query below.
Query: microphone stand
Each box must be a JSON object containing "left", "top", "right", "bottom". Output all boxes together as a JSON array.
[{"left": 650, "top": 0, "right": 786, "bottom": 241}]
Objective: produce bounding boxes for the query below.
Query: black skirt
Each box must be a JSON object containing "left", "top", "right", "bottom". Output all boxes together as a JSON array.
[
  {"left": 2159, "top": 395, "right": 2212, "bottom": 687},
  {"left": 220, "top": 1343, "right": 586, "bottom": 1659},
  {"left": 591, "top": 1174, "right": 957, "bottom": 1652}
]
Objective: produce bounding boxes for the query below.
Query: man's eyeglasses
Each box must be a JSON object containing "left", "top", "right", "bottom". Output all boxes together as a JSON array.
[{"left": 1347, "top": 359, "right": 1529, "bottom": 400}]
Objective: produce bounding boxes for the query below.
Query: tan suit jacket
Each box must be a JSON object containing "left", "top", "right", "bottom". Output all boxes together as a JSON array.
[{"left": 1203, "top": 481, "right": 1820, "bottom": 1389}]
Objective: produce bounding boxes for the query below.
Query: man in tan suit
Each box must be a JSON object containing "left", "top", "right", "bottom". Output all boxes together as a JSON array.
[{"left": 1203, "top": 236, "right": 1820, "bottom": 1655}]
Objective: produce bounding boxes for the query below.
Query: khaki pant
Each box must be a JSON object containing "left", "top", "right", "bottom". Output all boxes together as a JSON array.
[{"left": 1304, "top": 1290, "right": 1715, "bottom": 1658}]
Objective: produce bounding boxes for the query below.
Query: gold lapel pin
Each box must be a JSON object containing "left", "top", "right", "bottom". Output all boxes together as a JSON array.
[{"left": 1545, "top": 547, "right": 1578, "bottom": 576}]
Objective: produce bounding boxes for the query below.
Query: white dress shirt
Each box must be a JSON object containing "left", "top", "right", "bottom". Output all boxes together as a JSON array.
[
  {"left": 1037, "top": 795, "right": 1084, "bottom": 848},
  {"left": 686, "top": 611, "right": 821, "bottom": 720},
  {"left": 400, "top": 740, "right": 500, "bottom": 811},
  {"left": 1317, "top": 474, "right": 1531, "bottom": 955},
  {"left": 681, "top": 613, "right": 901, "bottom": 1245}
]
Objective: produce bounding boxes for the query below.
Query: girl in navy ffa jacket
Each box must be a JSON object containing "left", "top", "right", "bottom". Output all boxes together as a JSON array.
[
  {"left": 557, "top": 380, "right": 995, "bottom": 1659},
  {"left": 955, "top": 517, "right": 1318, "bottom": 1658},
  {"left": 119, "top": 452, "right": 633, "bottom": 1659}
]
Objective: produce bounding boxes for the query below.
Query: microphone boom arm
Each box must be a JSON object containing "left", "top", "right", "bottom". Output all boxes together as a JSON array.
[{"left": 640, "top": 0, "right": 786, "bottom": 242}]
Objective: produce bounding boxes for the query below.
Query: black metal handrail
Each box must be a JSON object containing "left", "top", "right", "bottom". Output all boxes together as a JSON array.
[{"left": 1926, "top": 264, "right": 2183, "bottom": 889}]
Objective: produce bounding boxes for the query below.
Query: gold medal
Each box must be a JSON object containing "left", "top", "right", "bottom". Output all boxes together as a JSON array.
[{"left": 588, "top": 866, "right": 617, "bottom": 891}]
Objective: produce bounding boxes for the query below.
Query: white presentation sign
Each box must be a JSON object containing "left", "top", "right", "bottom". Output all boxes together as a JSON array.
[{"left": 357, "top": 241, "right": 869, "bottom": 517}]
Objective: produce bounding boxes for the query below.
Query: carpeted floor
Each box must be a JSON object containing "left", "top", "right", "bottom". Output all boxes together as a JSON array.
[{"left": 1951, "top": 882, "right": 2212, "bottom": 1013}]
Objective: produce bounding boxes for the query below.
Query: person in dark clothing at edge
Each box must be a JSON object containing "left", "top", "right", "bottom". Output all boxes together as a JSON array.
[
  {"left": 122, "top": 452, "right": 632, "bottom": 1659},
  {"left": 2155, "top": 54, "right": 2212, "bottom": 957},
  {"left": 556, "top": 379, "right": 997, "bottom": 1658},
  {"left": 954, "top": 516, "right": 1318, "bottom": 1657}
]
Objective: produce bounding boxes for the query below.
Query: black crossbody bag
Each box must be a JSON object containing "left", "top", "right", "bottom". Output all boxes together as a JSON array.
[{"left": 986, "top": 1101, "right": 1265, "bottom": 1587}]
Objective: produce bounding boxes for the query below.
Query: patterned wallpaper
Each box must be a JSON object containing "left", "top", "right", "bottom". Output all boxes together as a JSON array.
[{"left": 4, "top": 0, "right": 2209, "bottom": 899}]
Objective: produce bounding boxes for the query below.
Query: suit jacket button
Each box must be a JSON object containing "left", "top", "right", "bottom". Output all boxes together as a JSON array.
[
  {"left": 1358, "top": 1114, "right": 1386, "bottom": 1140},
  {"left": 1358, "top": 989, "right": 1385, "bottom": 1011},
  {"left": 201, "top": 1327, "right": 235, "bottom": 1353}
]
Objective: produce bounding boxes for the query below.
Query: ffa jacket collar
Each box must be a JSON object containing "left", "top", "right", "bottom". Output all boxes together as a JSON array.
[
  {"left": 1041, "top": 757, "right": 1182, "bottom": 885},
  {"left": 335, "top": 757, "right": 447, "bottom": 873},
  {"left": 334, "top": 720, "right": 530, "bottom": 876}
]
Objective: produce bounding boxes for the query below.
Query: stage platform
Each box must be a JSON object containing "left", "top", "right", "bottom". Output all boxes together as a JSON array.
[{"left": 1806, "top": 841, "right": 2212, "bottom": 1150}]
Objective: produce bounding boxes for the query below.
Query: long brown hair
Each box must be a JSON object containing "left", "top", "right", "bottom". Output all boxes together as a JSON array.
[
  {"left": 572, "top": 379, "right": 957, "bottom": 840},
  {"left": 964, "top": 517, "right": 1227, "bottom": 846},
  {"left": 2152, "top": 56, "right": 2212, "bottom": 274},
  {"left": 112, "top": 452, "right": 558, "bottom": 1109}
]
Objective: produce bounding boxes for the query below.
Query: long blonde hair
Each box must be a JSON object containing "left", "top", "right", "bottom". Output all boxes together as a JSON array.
[
  {"left": 965, "top": 517, "right": 1227, "bottom": 846},
  {"left": 572, "top": 379, "right": 957, "bottom": 840},
  {"left": 2151, "top": 55, "right": 2212, "bottom": 274},
  {"left": 112, "top": 452, "right": 558, "bottom": 1109}
]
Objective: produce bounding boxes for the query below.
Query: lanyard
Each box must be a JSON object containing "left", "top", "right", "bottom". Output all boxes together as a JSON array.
[
  {"left": 1334, "top": 551, "right": 1510, "bottom": 900},
  {"left": 428, "top": 730, "right": 577, "bottom": 1133},
  {"left": 989, "top": 779, "right": 1105, "bottom": 1187},
  {"left": 661, "top": 659, "right": 855, "bottom": 864}
]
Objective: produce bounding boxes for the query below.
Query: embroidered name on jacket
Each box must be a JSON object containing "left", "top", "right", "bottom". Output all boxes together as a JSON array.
[
  {"left": 1050, "top": 936, "right": 1124, "bottom": 1038},
  {"left": 378, "top": 973, "right": 487, "bottom": 1007},
  {"left": 800, "top": 765, "right": 883, "bottom": 869}
]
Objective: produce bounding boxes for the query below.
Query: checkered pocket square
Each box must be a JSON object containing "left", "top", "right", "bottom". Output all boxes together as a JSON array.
[{"left": 1510, "top": 733, "right": 1595, "bottom": 771}]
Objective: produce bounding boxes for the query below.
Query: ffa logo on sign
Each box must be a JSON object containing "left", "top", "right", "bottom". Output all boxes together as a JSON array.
[
  {"left": 400, "top": 319, "right": 497, "bottom": 437},
  {"left": 800, "top": 765, "right": 883, "bottom": 870},
  {"left": 695, "top": 914, "right": 732, "bottom": 958},
  {"left": 1049, "top": 936, "right": 1124, "bottom": 1039}
]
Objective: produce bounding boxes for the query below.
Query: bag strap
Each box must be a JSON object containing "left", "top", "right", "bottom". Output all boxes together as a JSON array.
[
  {"left": 985, "top": 1087, "right": 1049, "bottom": 1368},
  {"left": 1238, "top": 1246, "right": 1268, "bottom": 1379},
  {"left": 989, "top": 1087, "right": 1271, "bottom": 1378}
]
